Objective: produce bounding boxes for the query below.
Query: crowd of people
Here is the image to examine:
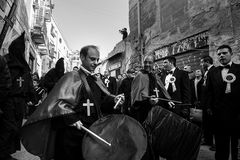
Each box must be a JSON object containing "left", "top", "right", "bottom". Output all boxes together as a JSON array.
[{"left": 0, "top": 32, "right": 239, "bottom": 160}]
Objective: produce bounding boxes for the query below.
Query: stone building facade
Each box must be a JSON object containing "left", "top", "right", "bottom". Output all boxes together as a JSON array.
[{"left": 129, "top": 0, "right": 240, "bottom": 71}]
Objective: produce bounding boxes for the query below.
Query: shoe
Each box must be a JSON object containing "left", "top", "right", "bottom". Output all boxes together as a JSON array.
[{"left": 209, "top": 145, "right": 216, "bottom": 151}]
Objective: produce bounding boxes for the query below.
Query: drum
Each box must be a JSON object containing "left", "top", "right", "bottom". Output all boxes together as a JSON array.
[
  {"left": 143, "top": 106, "right": 202, "bottom": 160},
  {"left": 82, "top": 114, "right": 147, "bottom": 160}
]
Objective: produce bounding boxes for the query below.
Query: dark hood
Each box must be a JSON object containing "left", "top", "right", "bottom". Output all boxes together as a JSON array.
[
  {"left": 55, "top": 58, "right": 64, "bottom": 77},
  {"left": 8, "top": 32, "right": 30, "bottom": 71}
]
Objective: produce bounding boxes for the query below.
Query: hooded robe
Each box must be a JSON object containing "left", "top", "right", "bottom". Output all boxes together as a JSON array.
[
  {"left": 131, "top": 70, "right": 170, "bottom": 124},
  {"left": 4, "top": 32, "right": 36, "bottom": 151},
  {"left": 21, "top": 69, "right": 116, "bottom": 160}
]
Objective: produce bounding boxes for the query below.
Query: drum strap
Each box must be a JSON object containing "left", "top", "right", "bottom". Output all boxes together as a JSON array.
[{"left": 79, "top": 70, "right": 103, "bottom": 118}]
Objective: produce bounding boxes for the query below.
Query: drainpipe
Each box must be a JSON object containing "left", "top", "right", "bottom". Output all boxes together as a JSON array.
[{"left": 137, "top": 0, "right": 144, "bottom": 66}]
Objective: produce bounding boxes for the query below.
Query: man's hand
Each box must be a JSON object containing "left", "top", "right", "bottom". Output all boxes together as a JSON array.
[
  {"left": 114, "top": 94, "right": 125, "bottom": 105},
  {"left": 114, "top": 94, "right": 125, "bottom": 109},
  {"left": 71, "top": 120, "right": 83, "bottom": 130},
  {"left": 27, "top": 101, "right": 33, "bottom": 106},
  {"left": 168, "top": 101, "right": 175, "bottom": 108},
  {"left": 149, "top": 95, "right": 159, "bottom": 105}
]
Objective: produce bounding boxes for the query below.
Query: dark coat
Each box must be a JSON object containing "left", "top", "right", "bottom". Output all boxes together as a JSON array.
[
  {"left": 3, "top": 32, "right": 36, "bottom": 152},
  {"left": 0, "top": 55, "right": 11, "bottom": 104},
  {"left": 21, "top": 69, "right": 115, "bottom": 160},
  {"left": 43, "top": 58, "right": 64, "bottom": 93},
  {"left": 190, "top": 77, "right": 204, "bottom": 108},
  {"left": 207, "top": 63, "right": 240, "bottom": 135},
  {"left": 162, "top": 68, "right": 191, "bottom": 118},
  {"left": 131, "top": 70, "right": 170, "bottom": 123},
  {"left": 118, "top": 76, "right": 134, "bottom": 114},
  {"left": 102, "top": 76, "right": 117, "bottom": 95}
]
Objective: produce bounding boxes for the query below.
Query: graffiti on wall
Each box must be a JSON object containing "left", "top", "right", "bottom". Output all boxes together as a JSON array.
[{"left": 154, "top": 31, "right": 208, "bottom": 60}]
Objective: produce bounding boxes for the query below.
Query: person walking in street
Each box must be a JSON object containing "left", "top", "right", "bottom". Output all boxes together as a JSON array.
[
  {"left": 0, "top": 55, "right": 18, "bottom": 160},
  {"left": 102, "top": 70, "right": 117, "bottom": 95},
  {"left": 131, "top": 55, "right": 171, "bottom": 124},
  {"left": 162, "top": 56, "right": 191, "bottom": 119},
  {"left": 21, "top": 45, "right": 124, "bottom": 160},
  {"left": 200, "top": 55, "right": 216, "bottom": 151},
  {"left": 118, "top": 68, "right": 135, "bottom": 115},
  {"left": 4, "top": 32, "right": 36, "bottom": 156},
  {"left": 207, "top": 45, "right": 240, "bottom": 160}
]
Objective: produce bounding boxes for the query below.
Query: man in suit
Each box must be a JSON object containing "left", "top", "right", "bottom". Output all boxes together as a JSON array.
[
  {"left": 200, "top": 55, "right": 215, "bottom": 149},
  {"left": 102, "top": 70, "right": 117, "bottom": 95},
  {"left": 190, "top": 69, "right": 204, "bottom": 106},
  {"left": 190, "top": 69, "right": 204, "bottom": 126},
  {"left": 162, "top": 56, "right": 191, "bottom": 119},
  {"left": 207, "top": 45, "right": 240, "bottom": 160}
]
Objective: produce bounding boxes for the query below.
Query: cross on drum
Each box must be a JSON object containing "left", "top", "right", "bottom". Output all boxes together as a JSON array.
[
  {"left": 17, "top": 77, "right": 24, "bottom": 87},
  {"left": 83, "top": 99, "right": 94, "bottom": 116}
]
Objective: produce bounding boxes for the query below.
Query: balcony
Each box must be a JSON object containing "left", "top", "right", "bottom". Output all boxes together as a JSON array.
[
  {"left": 38, "top": 44, "right": 48, "bottom": 56},
  {"left": 31, "top": 26, "right": 45, "bottom": 45},
  {"left": 33, "top": 0, "right": 39, "bottom": 10},
  {"left": 49, "top": 48, "right": 56, "bottom": 58}
]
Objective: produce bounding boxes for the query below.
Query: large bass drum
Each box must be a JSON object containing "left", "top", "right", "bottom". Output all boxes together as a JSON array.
[
  {"left": 143, "top": 106, "right": 202, "bottom": 160},
  {"left": 82, "top": 114, "right": 147, "bottom": 160}
]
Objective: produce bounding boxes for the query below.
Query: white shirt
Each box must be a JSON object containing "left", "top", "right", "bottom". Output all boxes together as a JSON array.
[{"left": 194, "top": 77, "right": 202, "bottom": 100}]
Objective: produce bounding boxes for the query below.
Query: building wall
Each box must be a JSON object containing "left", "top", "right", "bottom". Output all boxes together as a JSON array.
[{"left": 129, "top": 0, "right": 240, "bottom": 68}]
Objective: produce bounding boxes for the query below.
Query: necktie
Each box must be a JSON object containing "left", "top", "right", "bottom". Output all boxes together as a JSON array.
[
  {"left": 168, "top": 71, "right": 173, "bottom": 74},
  {"left": 220, "top": 65, "right": 230, "bottom": 70}
]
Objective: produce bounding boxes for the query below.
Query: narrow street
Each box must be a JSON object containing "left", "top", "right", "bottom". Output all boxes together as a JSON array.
[{"left": 12, "top": 144, "right": 215, "bottom": 160}]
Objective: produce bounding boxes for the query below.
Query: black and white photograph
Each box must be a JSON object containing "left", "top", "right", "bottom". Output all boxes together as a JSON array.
[{"left": 0, "top": 0, "right": 239, "bottom": 160}]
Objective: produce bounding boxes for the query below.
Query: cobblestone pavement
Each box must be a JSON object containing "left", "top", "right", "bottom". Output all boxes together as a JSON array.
[{"left": 12, "top": 144, "right": 215, "bottom": 160}]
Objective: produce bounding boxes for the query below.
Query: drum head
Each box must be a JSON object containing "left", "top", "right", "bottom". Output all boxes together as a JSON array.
[{"left": 82, "top": 114, "right": 147, "bottom": 160}]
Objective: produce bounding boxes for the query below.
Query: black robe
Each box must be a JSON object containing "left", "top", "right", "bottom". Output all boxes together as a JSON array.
[
  {"left": 42, "top": 58, "right": 64, "bottom": 93},
  {"left": 0, "top": 55, "right": 18, "bottom": 159},
  {"left": 4, "top": 32, "right": 36, "bottom": 152},
  {"left": 118, "top": 76, "right": 134, "bottom": 114},
  {"left": 131, "top": 70, "right": 170, "bottom": 124},
  {"left": 21, "top": 69, "right": 115, "bottom": 160}
]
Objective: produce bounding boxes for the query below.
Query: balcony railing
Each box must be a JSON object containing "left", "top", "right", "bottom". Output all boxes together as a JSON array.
[{"left": 31, "top": 26, "right": 45, "bottom": 45}]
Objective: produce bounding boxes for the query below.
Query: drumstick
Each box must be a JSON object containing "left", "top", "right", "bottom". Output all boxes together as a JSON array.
[
  {"left": 142, "top": 95, "right": 182, "bottom": 104},
  {"left": 81, "top": 125, "right": 112, "bottom": 147},
  {"left": 114, "top": 98, "right": 122, "bottom": 109},
  {"left": 113, "top": 94, "right": 124, "bottom": 109}
]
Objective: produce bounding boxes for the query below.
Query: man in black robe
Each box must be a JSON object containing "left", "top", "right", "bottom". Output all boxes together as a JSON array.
[
  {"left": 131, "top": 55, "right": 171, "bottom": 124},
  {"left": 0, "top": 55, "right": 18, "bottom": 160},
  {"left": 21, "top": 45, "right": 124, "bottom": 160},
  {"left": 42, "top": 57, "right": 64, "bottom": 94},
  {"left": 4, "top": 32, "right": 36, "bottom": 155}
]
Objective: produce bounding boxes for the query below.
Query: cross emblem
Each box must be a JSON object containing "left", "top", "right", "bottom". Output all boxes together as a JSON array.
[
  {"left": 153, "top": 87, "right": 159, "bottom": 98},
  {"left": 83, "top": 99, "right": 94, "bottom": 116},
  {"left": 105, "top": 79, "right": 110, "bottom": 87},
  {"left": 17, "top": 77, "right": 24, "bottom": 87}
]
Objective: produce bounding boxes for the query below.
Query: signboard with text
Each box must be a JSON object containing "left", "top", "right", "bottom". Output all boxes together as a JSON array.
[{"left": 154, "top": 31, "right": 208, "bottom": 60}]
